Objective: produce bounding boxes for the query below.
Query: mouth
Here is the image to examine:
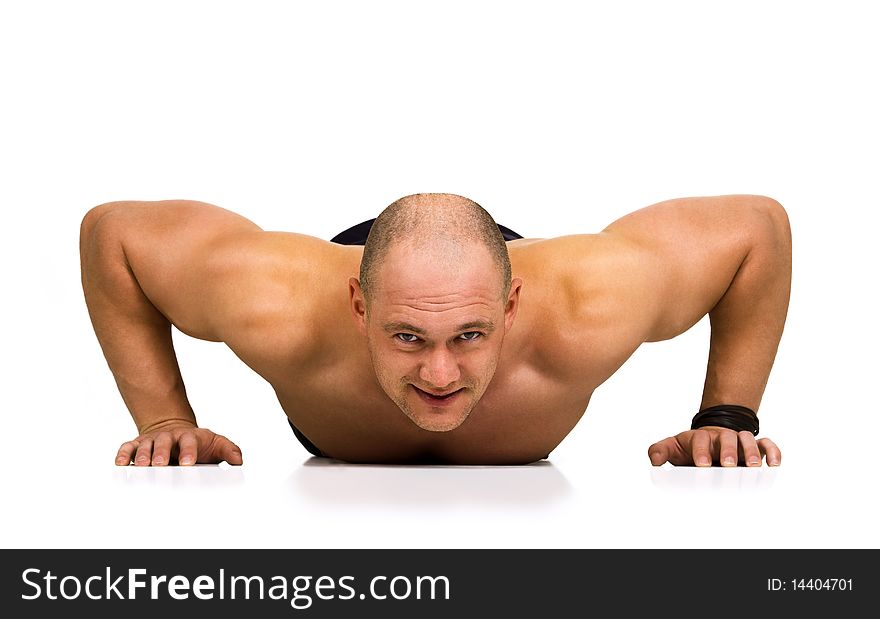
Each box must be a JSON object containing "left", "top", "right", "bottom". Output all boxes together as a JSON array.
[{"left": 412, "top": 385, "right": 463, "bottom": 407}]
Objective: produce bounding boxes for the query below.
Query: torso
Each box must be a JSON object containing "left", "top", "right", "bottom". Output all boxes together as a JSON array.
[{"left": 227, "top": 236, "right": 646, "bottom": 464}]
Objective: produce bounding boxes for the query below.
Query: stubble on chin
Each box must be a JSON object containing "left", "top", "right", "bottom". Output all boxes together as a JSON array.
[{"left": 397, "top": 388, "right": 478, "bottom": 433}]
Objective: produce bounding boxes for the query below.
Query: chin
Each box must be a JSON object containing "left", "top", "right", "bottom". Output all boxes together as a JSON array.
[
  {"left": 398, "top": 389, "right": 476, "bottom": 433},
  {"left": 409, "top": 413, "right": 469, "bottom": 433}
]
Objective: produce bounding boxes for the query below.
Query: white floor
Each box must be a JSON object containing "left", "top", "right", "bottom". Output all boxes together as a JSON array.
[
  {"left": 2, "top": 1, "right": 879, "bottom": 551},
  {"left": 5, "top": 436, "right": 876, "bottom": 549}
]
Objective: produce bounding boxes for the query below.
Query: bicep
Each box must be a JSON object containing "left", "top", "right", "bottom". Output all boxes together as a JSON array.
[
  {"left": 95, "top": 200, "right": 264, "bottom": 341},
  {"left": 600, "top": 194, "right": 784, "bottom": 342}
]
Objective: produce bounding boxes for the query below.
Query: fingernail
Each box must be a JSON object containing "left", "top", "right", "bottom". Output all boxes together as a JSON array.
[
  {"left": 769, "top": 459, "right": 780, "bottom": 466},
  {"left": 723, "top": 457, "right": 735, "bottom": 466},
  {"left": 697, "top": 457, "right": 710, "bottom": 466},
  {"left": 748, "top": 457, "right": 760, "bottom": 466},
  {"left": 153, "top": 457, "right": 164, "bottom": 465},
  {"left": 116, "top": 457, "right": 128, "bottom": 465},
  {"left": 180, "top": 456, "right": 193, "bottom": 465}
]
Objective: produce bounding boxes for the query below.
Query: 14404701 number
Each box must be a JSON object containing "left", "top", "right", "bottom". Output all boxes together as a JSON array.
[{"left": 768, "top": 578, "right": 853, "bottom": 591}]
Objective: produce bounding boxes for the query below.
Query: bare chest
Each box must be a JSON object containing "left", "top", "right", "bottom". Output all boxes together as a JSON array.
[{"left": 273, "top": 358, "right": 593, "bottom": 464}]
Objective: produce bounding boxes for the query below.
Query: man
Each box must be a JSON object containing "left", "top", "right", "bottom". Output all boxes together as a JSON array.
[{"left": 80, "top": 193, "right": 790, "bottom": 467}]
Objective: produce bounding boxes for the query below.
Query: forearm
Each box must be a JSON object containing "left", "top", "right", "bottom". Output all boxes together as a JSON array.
[
  {"left": 700, "top": 201, "right": 792, "bottom": 412},
  {"left": 80, "top": 203, "right": 197, "bottom": 434}
]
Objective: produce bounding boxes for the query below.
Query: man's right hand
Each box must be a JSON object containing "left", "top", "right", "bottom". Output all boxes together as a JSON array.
[{"left": 115, "top": 425, "right": 243, "bottom": 466}]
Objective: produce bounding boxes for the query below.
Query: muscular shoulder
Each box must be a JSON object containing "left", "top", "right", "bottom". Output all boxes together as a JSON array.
[
  {"left": 207, "top": 231, "right": 359, "bottom": 370},
  {"left": 505, "top": 196, "right": 784, "bottom": 386},
  {"left": 508, "top": 235, "right": 657, "bottom": 386},
  {"left": 511, "top": 233, "right": 656, "bottom": 322}
]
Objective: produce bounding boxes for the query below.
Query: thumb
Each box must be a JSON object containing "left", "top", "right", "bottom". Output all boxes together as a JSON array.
[
  {"left": 648, "top": 440, "right": 669, "bottom": 466},
  {"left": 222, "top": 440, "right": 243, "bottom": 465}
]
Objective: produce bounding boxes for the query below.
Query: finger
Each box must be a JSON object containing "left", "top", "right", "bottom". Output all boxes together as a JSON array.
[
  {"left": 116, "top": 440, "right": 139, "bottom": 466},
  {"left": 648, "top": 440, "right": 669, "bottom": 466},
  {"left": 151, "top": 432, "right": 173, "bottom": 466},
  {"left": 222, "top": 439, "right": 243, "bottom": 466},
  {"left": 649, "top": 436, "right": 693, "bottom": 466},
  {"left": 134, "top": 438, "right": 153, "bottom": 466},
  {"left": 718, "top": 430, "right": 739, "bottom": 467},
  {"left": 177, "top": 432, "right": 198, "bottom": 466},
  {"left": 758, "top": 438, "right": 782, "bottom": 466},
  {"left": 691, "top": 430, "right": 712, "bottom": 467},
  {"left": 738, "top": 431, "right": 761, "bottom": 467}
]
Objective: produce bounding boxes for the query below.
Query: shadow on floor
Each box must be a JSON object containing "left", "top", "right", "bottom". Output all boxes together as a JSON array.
[{"left": 287, "top": 458, "right": 574, "bottom": 507}]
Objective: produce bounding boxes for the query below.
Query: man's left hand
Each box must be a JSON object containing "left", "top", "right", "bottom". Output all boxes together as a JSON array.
[{"left": 648, "top": 426, "right": 781, "bottom": 467}]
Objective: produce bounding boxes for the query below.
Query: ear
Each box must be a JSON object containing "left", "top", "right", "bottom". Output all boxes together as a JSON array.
[
  {"left": 349, "top": 277, "right": 368, "bottom": 334},
  {"left": 504, "top": 278, "right": 523, "bottom": 332}
]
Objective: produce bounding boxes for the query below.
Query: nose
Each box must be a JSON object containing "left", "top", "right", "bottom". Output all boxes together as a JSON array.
[{"left": 419, "top": 346, "right": 461, "bottom": 389}]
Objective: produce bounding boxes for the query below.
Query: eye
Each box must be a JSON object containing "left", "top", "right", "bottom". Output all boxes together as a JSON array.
[
  {"left": 395, "top": 333, "right": 420, "bottom": 343},
  {"left": 458, "top": 331, "right": 482, "bottom": 341}
]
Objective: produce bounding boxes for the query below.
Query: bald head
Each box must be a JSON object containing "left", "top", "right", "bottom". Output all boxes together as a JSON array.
[{"left": 359, "top": 193, "right": 512, "bottom": 305}]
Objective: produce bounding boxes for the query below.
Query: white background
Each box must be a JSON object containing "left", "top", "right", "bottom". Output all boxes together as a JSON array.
[{"left": 1, "top": 1, "right": 877, "bottom": 549}]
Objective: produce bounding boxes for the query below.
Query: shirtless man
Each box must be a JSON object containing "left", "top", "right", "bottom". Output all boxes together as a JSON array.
[{"left": 79, "top": 193, "right": 790, "bottom": 467}]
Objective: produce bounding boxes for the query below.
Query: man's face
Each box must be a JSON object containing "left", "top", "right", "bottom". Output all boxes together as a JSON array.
[{"left": 350, "top": 241, "right": 521, "bottom": 432}]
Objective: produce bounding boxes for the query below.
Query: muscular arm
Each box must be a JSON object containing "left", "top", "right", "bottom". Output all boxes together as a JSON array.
[
  {"left": 602, "top": 194, "right": 792, "bottom": 411},
  {"left": 79, "top": 199, "right": 267, "bottom": 464},
  {"left": 570, "top": 194, "right": 792, "bottom": 465}
]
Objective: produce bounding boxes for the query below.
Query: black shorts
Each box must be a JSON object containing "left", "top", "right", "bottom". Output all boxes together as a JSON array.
[
  {"left": 329, "top": 218, "right": 524, "bottom": 245},
  {"left": 288, "top": 218, "right": 524, "bottom": 457}
]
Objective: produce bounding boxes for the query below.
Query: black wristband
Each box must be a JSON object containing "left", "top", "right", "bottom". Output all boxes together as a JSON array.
[{"left": 691, "top": 404, "right": 759, "bottom": 436}]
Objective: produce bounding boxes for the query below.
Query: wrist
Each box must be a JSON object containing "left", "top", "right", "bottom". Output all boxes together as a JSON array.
[
  {"left": 138, "top": 417, "right": 198, "bottom": 435},
  {"left": 691, "top": 404, "right": 759, "bottom": 435}
]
